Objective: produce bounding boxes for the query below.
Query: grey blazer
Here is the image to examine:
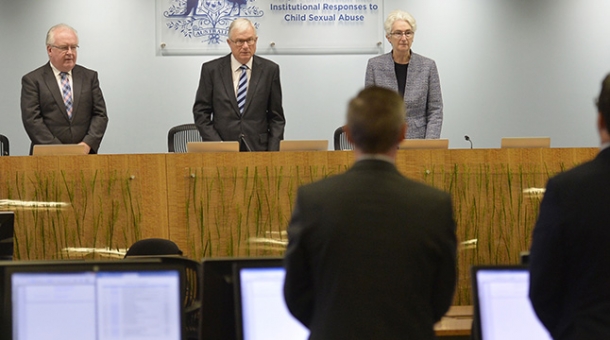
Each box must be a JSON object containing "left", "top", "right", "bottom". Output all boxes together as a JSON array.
[
  {"left": 21, "top": 62, "right": 108, "bottom": 154},
  {"left": 193, "top": 54, "right": 285, "bottom": 151},
  {"left": 365, "top": 52, "right": 443, "bottom": 139}
]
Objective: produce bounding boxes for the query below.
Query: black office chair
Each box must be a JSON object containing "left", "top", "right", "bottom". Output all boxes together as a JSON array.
[
  {"left": 124, "top": 238, "right": 183, "bottom": 257},
  {"left": 0, "top": 134, "right": 9, "bottom": 156},
  {"left": 333, "top": 126, "right": 353, "bottom": 150},
  {"left": 167, "top": 124, "right": 202, "bottom": 153},
  {"left": 125, "top": 239, "right": 201, "bottom": 340}
]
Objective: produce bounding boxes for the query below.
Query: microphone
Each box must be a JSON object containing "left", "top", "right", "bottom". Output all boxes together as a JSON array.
[
  {"left": 464, "top": 135, "right": 473, "bottom": 149},
  {"left": 239, "top": 134, "right": 253, "bottom": 152}
]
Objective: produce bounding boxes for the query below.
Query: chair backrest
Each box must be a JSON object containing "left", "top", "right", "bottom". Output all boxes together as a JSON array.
[
  {"left": 333, "top": 126, "right": 353, "bottom": 150},
  {"left": 124, "top": 238, "right": 183, "bottom": 257},
  {"left": 0, "top": 134, "right": 9, "bottom": 156},
  {"left": 168, "top": 124, "right": 203, "bottom": 153}
]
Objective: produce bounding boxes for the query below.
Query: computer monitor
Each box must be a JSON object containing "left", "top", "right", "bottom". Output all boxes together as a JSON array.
[
  {"left": 200, "top": 257, "right": 285, "bottom": 340},
  {"left": 0, "top": 212, "right": 14, "bottom": 260},
  {"left": 500, "top": 137, "right": 551, "bottom": 148},
  {"left": 471, "top": 265, "right": 551, "bottom": 340},
  {"left": 233, "top": 260, "right": 309, "bottom": 340},
  {"left": 32, "top": 144, "right": 86, "bottom": 155},
  {"left": 186, "top": 141, "right": 240, "bottom": 153},
  {"left": 1, "top": 259, "right": 185, "bottom": 340},
  {"left": 279, "top": 140, "right": 328, "bottom": 151},
  {"left": 398, "top": 138, "right": 449, "bottom": 150}
]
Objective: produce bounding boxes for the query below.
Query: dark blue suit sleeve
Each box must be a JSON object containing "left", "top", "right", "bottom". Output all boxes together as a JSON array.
[
  {"left": 283, "top": 189, "right": 315, "bottom": 328},
  {"left": 529, "top": 178, "right": 565, "bottom": 337}
]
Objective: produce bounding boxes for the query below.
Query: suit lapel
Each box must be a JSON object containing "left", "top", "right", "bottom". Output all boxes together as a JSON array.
[
  {"left": 244, "top": 56, "right": 262, "bottom": 115},
  {"left": 71, "top": 66, "right": 82, "bottom": 117},
  {"left": 43, "top": 63, "right": 70, "bottom": 120},
  {"left": 220, "top": 55, "right": 241, "bottom": 116},
  {"left": 382, "top": 53, "right": 399, "bottom": 93},
  {"left": 404, "top": 52, "right": 421, "bottom": 102}
]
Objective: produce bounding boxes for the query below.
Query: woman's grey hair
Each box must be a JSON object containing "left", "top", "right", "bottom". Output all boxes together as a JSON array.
[{"left": 384, "top": 10, "right": 417, "bottom": 35}]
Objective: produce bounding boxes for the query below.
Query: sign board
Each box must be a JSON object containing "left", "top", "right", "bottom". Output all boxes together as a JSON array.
[{"left": 156, "top": 0, "right": 384, "bottom": 55}]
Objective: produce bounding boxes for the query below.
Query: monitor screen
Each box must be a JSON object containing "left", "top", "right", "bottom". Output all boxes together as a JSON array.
[
  {"left": 0, "top": 211, "right": 14, "bottom": 260},
  {"left": 200, "top": 257, "right": 286, "bottom": 340},
  {"left": 3, "top": 260, "right": 184, "bottom": 340},
  {"left": 472, "top": 266, "right": 551, "bottom": 340},
  {"left": 234, "top": 264, "right": 309, "bottom": 340}
]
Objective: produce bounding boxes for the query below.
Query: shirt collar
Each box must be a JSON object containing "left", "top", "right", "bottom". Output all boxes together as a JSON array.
[
  {"left": 230, "top": 54, "right": 253, "bottom": 72},
  {"left": 49, "top": 63, "right": 71, "bottom": 77}
]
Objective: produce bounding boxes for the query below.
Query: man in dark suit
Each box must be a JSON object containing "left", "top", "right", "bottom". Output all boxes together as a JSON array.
[
  {"left": 193, "top": 18, "right": 285, "bottom": 151},
  {"left": 21, "top": 23, "right": 108, "bottom": 155},
  {"left": 529, "top": 73, "right": 610, "bottom": 340},
  {"left": 283, "top": 86, "right": 457, "bottom": 339}
]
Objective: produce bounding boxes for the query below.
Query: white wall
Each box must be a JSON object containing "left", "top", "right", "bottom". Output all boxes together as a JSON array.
[{"left": 1, "top": 0, "right": 609, "bottom": 155}]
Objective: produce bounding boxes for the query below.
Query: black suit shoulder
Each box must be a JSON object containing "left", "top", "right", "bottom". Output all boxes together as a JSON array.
[
  {"left": 554, "top": 149, "right": 610, "bottom": 179},
  {"left": 22, "top": 64, "right": 49, "bottom": 79},
  {"left": 252, "top": 54, "right": 280, "bottom": 68},
  {"left": 202, "top": 54, "right": 280, "bottom": 71},
  {"left": 201, "top": 54, "right": 231, "bottom": 68},
  {"left": 72, "top": 64, "right": 99, "bottom": 75},
  {"left": 301, "top": 160, "right": 448, "bottom": 198},
  {"left": 23, "top": 63, "right": 98, "bottom": 79},
  {"left": 544, "top": 149, "right": 610, "bottom": 198}
]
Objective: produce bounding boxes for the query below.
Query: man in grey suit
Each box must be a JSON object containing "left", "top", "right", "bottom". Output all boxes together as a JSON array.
[
  {"left": 365, "top": 10, "right": 443, "bottom": 139},
  {"left": 193, "top": 18, "right": 285, "bottom": 151},
  {"left": 21, "top": 23, "right": 108, "bottom": 155},
  {"left": 283, "top": 86, "right": 457, "bottom": 339},
  {"left": 529, "top": 73, "right": 610, "bottom": 339}
]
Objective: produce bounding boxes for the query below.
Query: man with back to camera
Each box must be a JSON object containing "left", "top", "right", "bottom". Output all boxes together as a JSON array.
[
  {"left": 529, "top": 73, "right": 610, "bottom": 339},
  {"left": 192, "top": 18, "right": 285, "bottom": 151},
  {"left": 283, "top": 86, "right": 457, "bottom": 339},
  {"left": 21, "top": 23, "right": 108, "bottom": 155}
]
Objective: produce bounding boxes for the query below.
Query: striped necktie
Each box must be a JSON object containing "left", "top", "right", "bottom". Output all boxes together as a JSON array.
[
  {"left": 60, "top": 72, "right": 73, "bottom": 119},
  {"left": 237, "top": 65, "right": 248, "bottom": 115}
]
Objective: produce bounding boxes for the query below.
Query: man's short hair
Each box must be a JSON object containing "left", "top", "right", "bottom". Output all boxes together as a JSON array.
[
  {"left": 228, "top": 18, "right": 256, "bottom": 39},
  {"left": 347, "top": 86, "right": 405, "bottom": 154},
  {"left": 46, "top": 23, "right": 78, "bottom": 46},
  {"left": 598, "top": 73, "right": 610, "bottom": 132}
]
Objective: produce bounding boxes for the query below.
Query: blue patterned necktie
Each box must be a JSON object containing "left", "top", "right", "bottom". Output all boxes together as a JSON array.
[
  {"left": 60, "top": 72, "right": 73, "bottom": 119},
  {"left": 236, "top": 65, "right": 248, "bottom": 115}
]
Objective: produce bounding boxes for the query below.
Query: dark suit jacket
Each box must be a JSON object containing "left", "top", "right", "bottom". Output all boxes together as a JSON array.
[
  {"left": 529, "top": 147, "right": 610, "bottom": 340},
  {"left": 193, "top": 54, "right": 285, "bottom": 151},
  {"left": 21, "top": 62, "right": 108, "bottom": 154},
  {"left": 283, "top": 159, "right": 457, "bottom": 340}
]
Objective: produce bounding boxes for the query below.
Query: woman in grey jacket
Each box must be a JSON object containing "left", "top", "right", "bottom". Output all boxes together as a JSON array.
[{"left": 365, "top": 10, "right": 443, "bottom": 139}]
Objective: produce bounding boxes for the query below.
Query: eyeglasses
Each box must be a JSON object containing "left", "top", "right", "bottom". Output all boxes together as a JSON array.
[
  {"left": 230, "top": 38, "right": 257, "bottom": 46},
  {"left": 51, "top": 45, "right": 79, "bottom": 52},
  {"left": 390, "top": 31, "right": 414, "bottom": 39}
]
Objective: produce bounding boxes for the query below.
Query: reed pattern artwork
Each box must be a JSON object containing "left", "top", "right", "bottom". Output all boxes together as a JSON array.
[
  {"left": 182, "top": 163, "right": 552, "bottom": 304},
  {"left": 0, "top": 150, "right": 596, "bottom": 304}
]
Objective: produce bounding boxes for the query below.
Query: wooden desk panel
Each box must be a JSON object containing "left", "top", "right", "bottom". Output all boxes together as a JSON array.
[{"left": 0, "top": 148, "right": 598, "bottom": 304}]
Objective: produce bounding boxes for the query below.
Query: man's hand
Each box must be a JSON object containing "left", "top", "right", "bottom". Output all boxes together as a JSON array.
[{"left": 78, "top": 142, "right": 91, "bottom": 154}]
